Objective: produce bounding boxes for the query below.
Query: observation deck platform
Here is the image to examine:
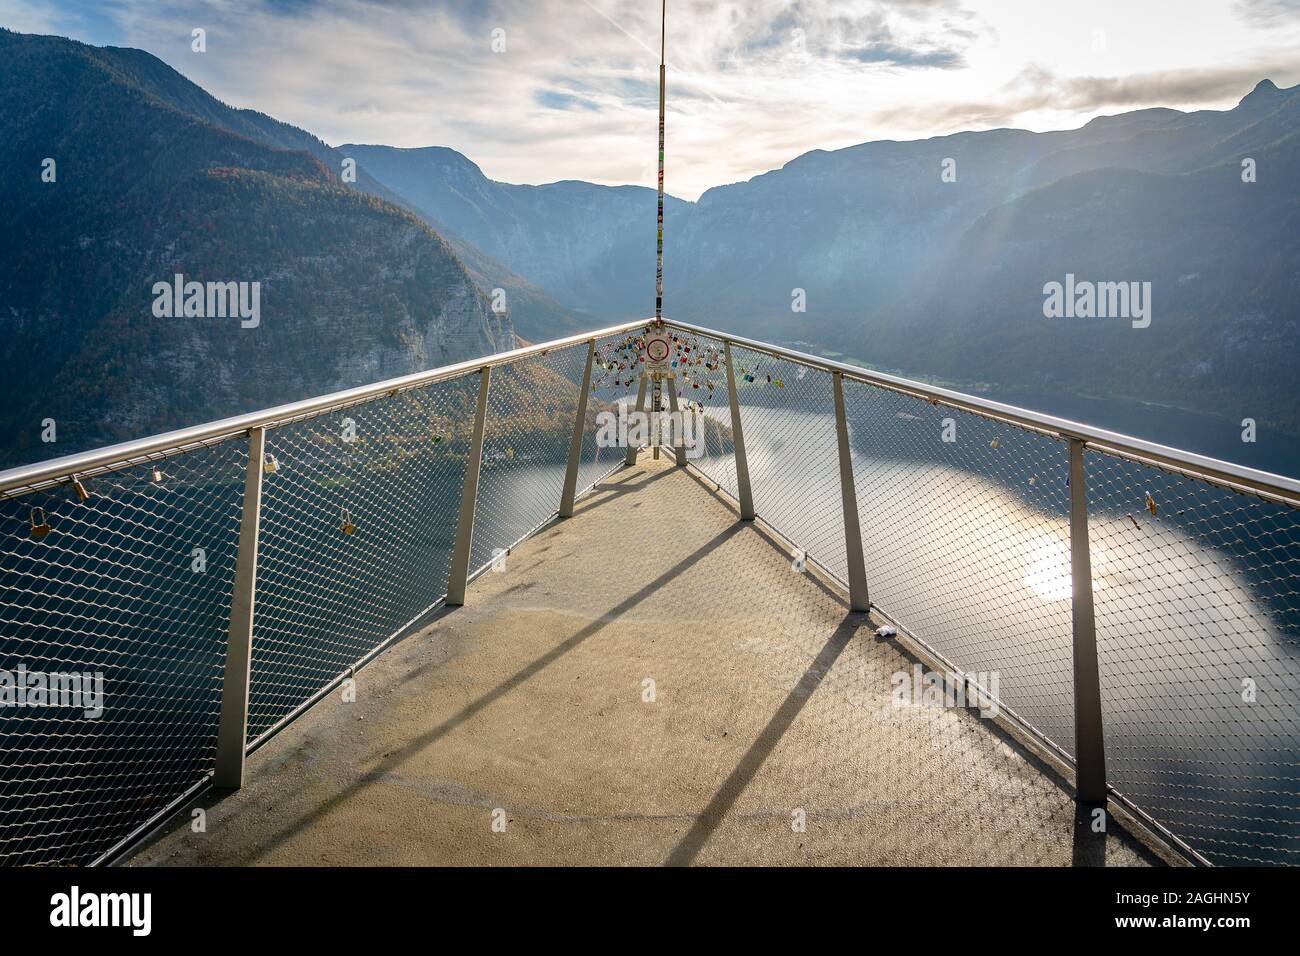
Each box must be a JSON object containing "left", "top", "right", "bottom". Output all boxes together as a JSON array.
[{"left": 130, "top": 456, "right": 1162, "bottom": 867}]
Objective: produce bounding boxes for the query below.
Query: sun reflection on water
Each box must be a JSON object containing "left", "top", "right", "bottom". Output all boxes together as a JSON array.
[{"left": 1023, "top": 534, "right": 1103, "bottom": 602}]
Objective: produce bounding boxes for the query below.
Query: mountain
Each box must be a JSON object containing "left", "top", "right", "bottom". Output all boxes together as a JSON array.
[
  {"left": 0, "top": 29, "right": 512, "bottom": 467},
  {"left": 861, "top": 115, "right": 1300, "bottom": 431},
  {"left": 64, "top": 41, "right": 585, "bottom": 342},
  {"left": 828, "top": 80, "right": 1300, "bottom": 433},
  {"left": 353, "top": 82, "right": 1300, "bottom": 435},
  {"left": 668, "top": 79, "right": 1299, "bottom": 330},
  {"left": 341, "top": 144, "right": 689, "bottom": 320},
  {"left": 430, "top": 221, "right": 587, "bottom": 342}
]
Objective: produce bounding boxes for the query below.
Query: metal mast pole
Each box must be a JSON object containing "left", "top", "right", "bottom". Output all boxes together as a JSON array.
[
  {"left": 655, "top": 0, "right": 666, "bottom": 325},
  {"left": 652, "top": 0, "right": 666, "bottom": 455}
]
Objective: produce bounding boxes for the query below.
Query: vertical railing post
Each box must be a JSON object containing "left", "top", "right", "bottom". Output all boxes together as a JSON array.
[
  {"left": 832, "top": 371, "right": 869, "bottom": 612},
  {"left": 560, "top": 341, "right": 596, "bottom": 517},
  {"left": 1068, "top": 438, "right": 1107, "bottom": 803},
  {"left": 723, "top": 341, "right": 755, "bottom": 520},
  {"left": 663, "top": 372, "right": 687, "bottom": 467},
  {"left": 447, "top": 367, "right": 491, "bottom": 606},
  {"left": 214, "top": 426, "right": 266, "bottom": 789},
  {"left": 625, "top": 373, "right": 648, "bottom": 466}
]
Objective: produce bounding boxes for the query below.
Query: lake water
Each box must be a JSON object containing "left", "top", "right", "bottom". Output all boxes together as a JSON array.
[
  {"left": 985, "top": 387, "right": 1300, "bottom": 482},
  {"left": 691, "top": 391, "right": 1300, "bottom": 866}
]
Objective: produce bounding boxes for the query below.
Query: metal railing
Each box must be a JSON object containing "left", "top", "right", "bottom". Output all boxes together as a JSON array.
[
  {"left": 0, "top": 320, "right": 644, "bottom": 866},
  {"left": 667, "top": 319, "right": 1300, "bottom": 867},
  {"left": 1, "top": 317, "right": 1297, "bottom": 867}
]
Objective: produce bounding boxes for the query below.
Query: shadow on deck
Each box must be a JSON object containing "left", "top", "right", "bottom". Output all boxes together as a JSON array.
[{"left": 129, "top": 456, "right": 1166, "bottom": 866}]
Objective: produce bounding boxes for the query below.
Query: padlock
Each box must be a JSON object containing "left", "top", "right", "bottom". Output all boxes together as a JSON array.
[
  {"left": 71, "top": 477, "right": 89, "bottom": 502},
  {"left": 340, "top": 508, "right": 355, "bottom": 535},
  {"left": 263, "top": 453, "right": 279, "bottom": 475},
  {"left": 29, "top": 507, "right": 50, "bottom": 540},
  {"left": 152, "top": 467, "right": 164, "bottom": 483}
]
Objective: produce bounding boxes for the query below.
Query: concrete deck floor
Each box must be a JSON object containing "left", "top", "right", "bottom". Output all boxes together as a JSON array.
[{"left": 131, "top": 455, "right": 1162, "bottom": 866}]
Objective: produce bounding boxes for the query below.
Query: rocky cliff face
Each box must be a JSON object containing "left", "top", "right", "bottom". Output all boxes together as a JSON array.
[
  {"left": 52, "top": 170, "right": 513, "bottom": 447},
  {"left": 341, "top": 144, "right": 690, "bottom": 319},
  {"left": 0, "top": 29, "right": 511, "bottom": 467}
]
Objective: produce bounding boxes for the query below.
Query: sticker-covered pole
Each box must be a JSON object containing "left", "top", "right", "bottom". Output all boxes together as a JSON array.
[
  {"left": 651, "top": 1, "right": 667, "bottom": 439},
  {"left": 655, "top": 0, "right": 666, "bottom": 324}
]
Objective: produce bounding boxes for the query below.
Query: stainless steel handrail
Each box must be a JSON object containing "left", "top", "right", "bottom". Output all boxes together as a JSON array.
[
  {"left": 0, "top": 319, "right": 650, "bottom": 497},
  {"left": 7, "top": 314, "right": 1295, "bottom": 506},
  {"left": 662, "top": 318, "right": 1300, "bottom": 507},
  {"left": 655, "top": 317, "right": 1298, "bottom": 865}
]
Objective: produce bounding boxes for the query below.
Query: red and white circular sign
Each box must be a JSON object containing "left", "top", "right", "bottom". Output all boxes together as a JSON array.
[{"left": 643, "top": 333, "right": 672, "bottom": 370}]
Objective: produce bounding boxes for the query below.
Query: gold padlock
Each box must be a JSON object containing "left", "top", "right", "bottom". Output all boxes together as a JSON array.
[
  {"left": 340, "top": 508, "right": 355, "bottom": 535},
  {"left": 29, "top": 507, "right": 51, "bottom": 540},
  {"left": 263, "top": 453, "right": 279, "bottom": 475},
  {"left": 72, "top": 477, "right": 89, "bottom": 502}
]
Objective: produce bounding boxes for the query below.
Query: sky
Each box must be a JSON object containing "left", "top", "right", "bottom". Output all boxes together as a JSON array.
[{"left": 3, "top": 0, "right": 1299, "bottom": 200}]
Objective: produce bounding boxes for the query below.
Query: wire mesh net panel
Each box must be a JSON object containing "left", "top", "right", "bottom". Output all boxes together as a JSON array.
[
  {"left": 579, "top": 336, "right": 623, "bottom": 496},
  {"left": 586, "top": 328, "right": 738, "bottom": 498},
  {"left": 1085, "top": 450, "right": 1300, "bottom": 866},
  {"left": 730, "top": 346, "right": 847, "bottom": 582},
  {"left": 469, "top": 345, "right": 589, "bottom": 575},
  {"left": 590, "top": 330, "right": 650, "bottom": 486},
  {"left": 580, "top": 332, "right": 648, "bottom": 495},
  {"left": 840, "top": 379, "right": 1077, "bottom": 758},
  {"left": 668, "top": 330, "right": 738, "bottom": 500},
  {"left": 0, "top": 441, "right": 245, "bottom": 865},
  {"left": 248, "top": 380, "right": 473, "bottom": 741}
]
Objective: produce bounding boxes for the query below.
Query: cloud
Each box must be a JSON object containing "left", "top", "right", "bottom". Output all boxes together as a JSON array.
[
  {"left": 874, "top": 62, "right": 1300, "bottom": 131},
  {"left": 741, "top": 1, "right": 975, "bottom": 70},
  {"left": 838, "top": 40, "right": 965, "bottom": 69},
  {"left": 3, "top": 0, "right": 1297, "bottom": 199},
  {"left": 14, "top": 0, "right": 991, "bottom": 198},
  {"left": 1232, "top": 0, "right": 1300, "bottom": 26},
  {"left": 536, "top": 89, "right": 602, "bottom": 112},
  {"left": 0, "top": 0, "right": 101, "bottom": 36}
]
